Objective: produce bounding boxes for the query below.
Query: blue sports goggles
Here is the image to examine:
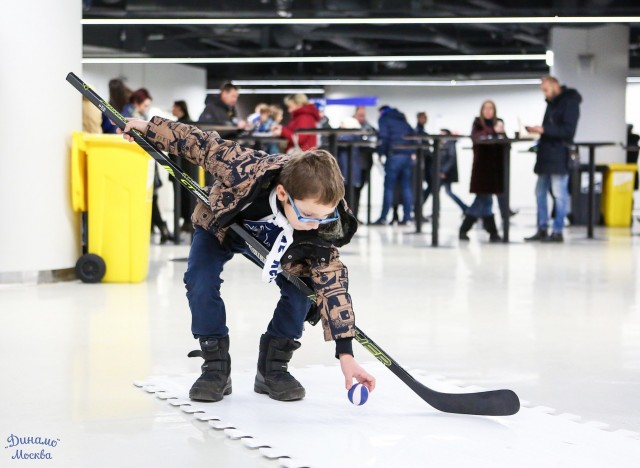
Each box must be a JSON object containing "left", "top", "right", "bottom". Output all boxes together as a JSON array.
[{"left": 286, "top": 193, "right": 339, "bottom": 224}]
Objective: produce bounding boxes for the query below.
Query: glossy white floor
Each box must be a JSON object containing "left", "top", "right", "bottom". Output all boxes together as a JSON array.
[{"left": 1, "top": 214, "right": 640, "bottom": 467}]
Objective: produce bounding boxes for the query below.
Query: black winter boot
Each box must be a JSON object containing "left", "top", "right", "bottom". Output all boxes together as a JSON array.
[
  {"left": 159, "top": 222, "right": 174, "bottom": 244},
  {"left": 459, "top": 215, "right": 477, "bottom": 241},
  {"left": 254, "top": 334, "right": 305, "bottom": 401},
  {"left": 525, "top": 228, "right": 549, "bottom": 242},
  {"left": 542, "top": 232, "right": 564, "bottom": 243},
  {"left": 188, "top": 336, "right": 232, "bottom": 402},
  {"left": 483, "top": 216, "right": 502, "bottom": 243}
]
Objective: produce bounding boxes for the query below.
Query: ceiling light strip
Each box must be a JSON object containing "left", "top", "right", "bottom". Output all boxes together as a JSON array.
[
  {"left": 232, "top": 77, "right": 640, "bottom": 86},
  {"left": 81, "top": 16, "right": 640, "bottom": 26},
  {"left": 230, "top": 79, "right": 543, "bottom": 87},
  {"left": 82, "top": 54, "right": 546, "bottom": 64},
  {"left": 233, "top": 88, "right": 325, "bottom": 94}
]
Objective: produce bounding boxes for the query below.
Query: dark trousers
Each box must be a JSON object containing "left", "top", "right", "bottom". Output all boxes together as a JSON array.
[
  {"left": 185, "top": 227, "right": 312, "bottom": 340},
  {"left": 169, "top": 155, "right": 198, "bottom": 225},
  {"left": 151, "top": 193, "right": 164, "bottom": 231},
  {"left": 151, "top": 166, "right": 166, "bottom": 231},
  {"left": 496, "top": 193, "right": 509, "bottom": 220}
]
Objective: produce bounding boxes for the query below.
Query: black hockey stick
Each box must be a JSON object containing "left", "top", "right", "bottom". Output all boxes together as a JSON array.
[
  {"left": 67, "top": 72, "right": 520, "bottom": 416},
  {"left": 229, "top": 226, "right": 520, "bottom": 417}
]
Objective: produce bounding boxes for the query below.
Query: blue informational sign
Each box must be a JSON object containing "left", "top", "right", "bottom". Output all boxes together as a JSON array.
[{"left": 312, "top": 96, "right": 378, "bottom": 108}]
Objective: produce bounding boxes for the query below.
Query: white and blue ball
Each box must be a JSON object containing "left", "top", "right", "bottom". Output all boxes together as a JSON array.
[{"left": 347, "top": 383, "right": 369, "bottom": 406}]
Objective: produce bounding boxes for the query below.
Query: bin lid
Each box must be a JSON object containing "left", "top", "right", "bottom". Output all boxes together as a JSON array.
[
  {"left": 607, "top": 163, "right": 638, "bottom": 172},
  {"left": 80, "top": 133, "right": 152, "bottom": 158}
]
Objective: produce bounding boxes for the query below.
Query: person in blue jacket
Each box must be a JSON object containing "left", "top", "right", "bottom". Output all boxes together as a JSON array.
[
  {"left": 372, "top": 106, "right": 415, "bottom": 225},
  {"left": 525, "top": 76, "right": 582, "bottom": 243}
]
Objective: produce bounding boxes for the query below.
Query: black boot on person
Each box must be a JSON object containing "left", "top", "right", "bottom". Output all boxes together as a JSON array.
[
  {"left": 459, "top": 215, "right": 477, "bottom": 241},
  {"left": 188, "top": 336, "right": 232, "bottom": 402},
  {"left": 254, "top": 334, "right": 305, "bottom": 401},
  {"left": 483, "top": 216, "right": 502, "bottom": 243},
  {"left": 542, "top": 232, "right": 564, "bottom": 243},
  {"left": 524, "top": 228, "right": 548, "bottom": 242},
  {"left": 159, "top": 222, "right": 174, "bottom": 244}
]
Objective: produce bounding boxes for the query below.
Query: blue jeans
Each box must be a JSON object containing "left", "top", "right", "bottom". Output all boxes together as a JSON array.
[
  {"left": 535, "top": 174, "right": 569, "bottom": 233},
  {"left": 379, "top": 154, "right": 414, "bottom": 222},
  {"left": 184, "top": 227, "right": 312, "bottom": 340},
  {"left": 466, "top": 194, "right": 494, "bottom": 218},
  {"left": 424, "top": 182, "right": 469, "bottom": 213}
]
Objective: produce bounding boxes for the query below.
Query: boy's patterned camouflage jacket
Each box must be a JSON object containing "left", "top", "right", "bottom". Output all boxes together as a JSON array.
[{"left": 145, "top": 117, "right": 358, "bottom": 342}]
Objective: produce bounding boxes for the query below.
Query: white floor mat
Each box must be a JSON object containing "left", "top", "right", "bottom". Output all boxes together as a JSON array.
[{"left": 135, "top": 363, "right": 640, "bottom": 468}]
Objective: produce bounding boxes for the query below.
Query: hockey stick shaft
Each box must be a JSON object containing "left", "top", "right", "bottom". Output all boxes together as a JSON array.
[
  {"left": 67, "top": 73, "right": 519, "bottom": 416},
  {"left": 66, "top": 73, "right": 209, "bottom": 206}
]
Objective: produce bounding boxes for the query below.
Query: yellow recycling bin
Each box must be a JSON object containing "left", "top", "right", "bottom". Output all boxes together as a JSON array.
[
  {"left": 71, "top": 132, "right": 155, "bottom": 283},
  {"left": 601, "top": 163, "right": 638, "bottom": 227}
]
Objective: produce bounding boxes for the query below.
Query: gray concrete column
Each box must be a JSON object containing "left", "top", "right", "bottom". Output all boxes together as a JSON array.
[
  {"left": 0, "top": 1, "right": 82, "bottom": 279},
  {"left": 550, "top": 24, "right": 629, "bottom": 163}
]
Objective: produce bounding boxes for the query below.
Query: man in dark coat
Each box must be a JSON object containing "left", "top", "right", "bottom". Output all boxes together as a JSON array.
[
  {"left": 525, "top": 76, "right": 582, "bottom": 243},
  {"left": 198, "top": 82, "right": 247, "bottom": 185},
  {"left": 198, "top": 82, "right": 247, "bottom": 129}
]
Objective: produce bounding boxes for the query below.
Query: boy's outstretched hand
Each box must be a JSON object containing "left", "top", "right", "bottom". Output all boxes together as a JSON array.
[
  {"left": 120, "top": 118, "right": 150, "bottom": 142},
  {"left": 339, "top": 354, "right": 376, "bottom": 392}
]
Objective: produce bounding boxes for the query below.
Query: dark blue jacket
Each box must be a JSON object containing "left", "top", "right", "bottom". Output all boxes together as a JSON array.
[
  {"left": 536, "top": 86, "right": 582, "bottom": 175},
  {"left": 377, "top": 108, "right": 415, "bottom": 157}
]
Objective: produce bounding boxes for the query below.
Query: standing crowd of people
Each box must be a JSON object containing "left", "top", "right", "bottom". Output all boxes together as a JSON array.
[
  {"left": 369, "top": 75, "right": 583, "bottom": 244},
  {"left": 84, "top": 74, "right": 588, "bottom": 245}
]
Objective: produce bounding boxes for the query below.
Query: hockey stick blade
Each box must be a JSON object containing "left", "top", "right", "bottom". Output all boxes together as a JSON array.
[
  {"left": 405, "top": 380, "right": 520, "bottom": 416},
  {"left": 67, "top": 72, "right": 520, "bottom": 416},
  {"left": 354, "top": 327, "right": 520, "bottom": 416}
]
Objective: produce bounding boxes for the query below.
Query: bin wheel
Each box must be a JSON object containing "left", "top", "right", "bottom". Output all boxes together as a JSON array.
[{"left": 76, "top": 254, "right": 106, "bottom": 283}]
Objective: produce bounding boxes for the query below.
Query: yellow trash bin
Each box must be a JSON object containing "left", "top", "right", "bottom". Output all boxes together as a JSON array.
[
  {"left": 71, "top": 132, "right": 155, "bottom": 283},
  {"left": 601, "top": 163, "right": 638, "bottom": 227}
]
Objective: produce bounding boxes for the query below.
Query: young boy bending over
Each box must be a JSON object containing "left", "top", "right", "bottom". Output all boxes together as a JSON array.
[{"left": 123, "top": 117, "right": 375, "bottom": 402}]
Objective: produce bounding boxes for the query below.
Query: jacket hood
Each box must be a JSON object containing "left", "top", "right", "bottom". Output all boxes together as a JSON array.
[
  {"left": 292, "top": 104, "right": 321, "bottom": 121},
  {"left": 550, "top": 86, "right": 582, "bottom": 105}
]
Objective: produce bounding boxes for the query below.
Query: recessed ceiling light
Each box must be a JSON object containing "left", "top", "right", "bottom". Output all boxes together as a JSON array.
[
  {"left": 81, "top": 16, "right": 640, "bottom": 26},
  {"left": 221, "top": 88, "right": 325, "bottom": 94},
  {"left": 82, "top": 54, "right": 546, "bottom": 64}
]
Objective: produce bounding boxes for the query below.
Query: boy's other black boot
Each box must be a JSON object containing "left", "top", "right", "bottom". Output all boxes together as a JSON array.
[
  {"left": 188, "top": 336, "right": 232, "bottom": 402},
  {"left": 254, "top": 334, "right": 306, "bottom": 401}
]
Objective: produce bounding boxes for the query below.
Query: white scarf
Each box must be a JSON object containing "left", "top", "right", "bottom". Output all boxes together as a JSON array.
[{"left": 261, "top": 189, "right": 294, "bottom": 284}]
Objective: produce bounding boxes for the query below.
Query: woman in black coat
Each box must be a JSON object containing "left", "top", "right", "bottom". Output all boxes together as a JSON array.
[{"left": 459, "top": 100, "right": 503, "bottom": 242}]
